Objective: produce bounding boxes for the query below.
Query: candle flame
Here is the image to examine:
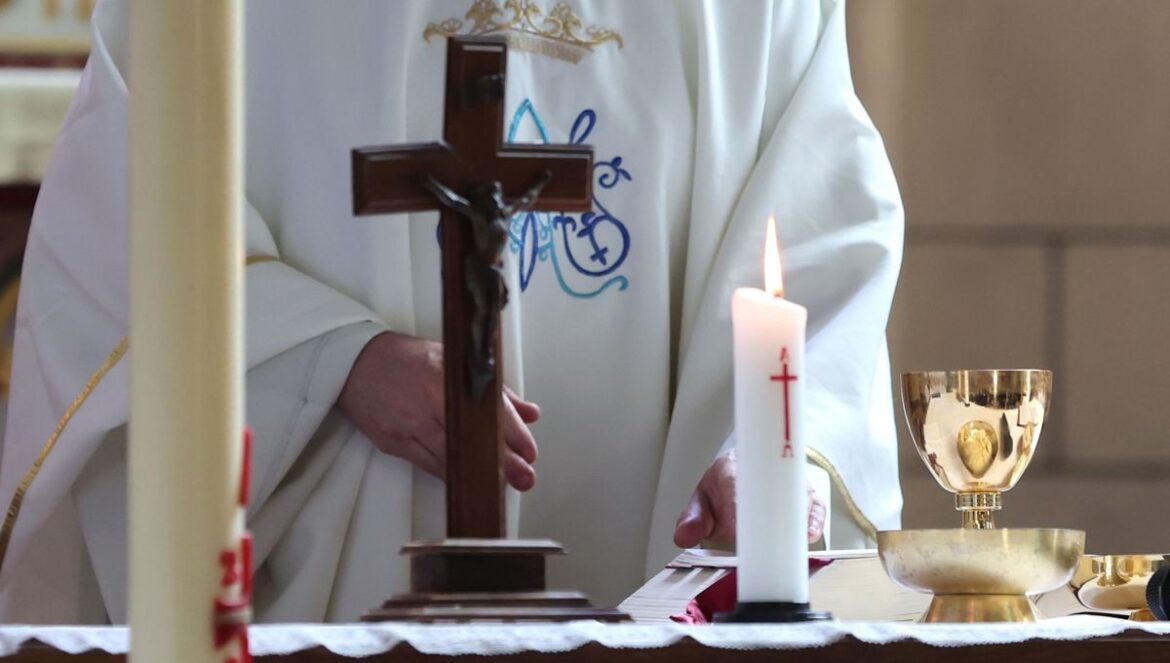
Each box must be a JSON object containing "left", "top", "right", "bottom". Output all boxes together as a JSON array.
[{"left": 764, "top": 216, "right": 784, "bottom": 298}]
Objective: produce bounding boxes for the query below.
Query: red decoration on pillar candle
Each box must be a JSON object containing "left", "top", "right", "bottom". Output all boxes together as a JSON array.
[
  {"left": 214, "top": 428, "right": 254, "bottom": 663},
  {"left": 219, "top": 549, "right": 240, "bottom": 588},
  {"left": 214, "top": 536, "right": 252, "bottom": 662},
  {"left": 770, "top": 348, "right": 797, "bottom": 458},
  {"left": 239, "top": 426, "right": 252, "bottom": 507},
  {"left": 213, "top": 592, "right": 251, "bottom": 661},
  {"left": 241, "top": 531, "right": 253, "bottom": 596}
]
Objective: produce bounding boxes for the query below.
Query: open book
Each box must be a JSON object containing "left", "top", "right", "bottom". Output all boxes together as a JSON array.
[{"left": 619, "top": 549, "right": 1084, "bottom": 623}]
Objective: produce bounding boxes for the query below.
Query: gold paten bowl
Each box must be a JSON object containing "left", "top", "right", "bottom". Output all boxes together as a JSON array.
[
  {"left": 1070, "top": 554, "right": 1170, "bottom": 620},
  {"left": 901, "top": 369, "right": 1052, "bottom": 529},
  {"left": 878, "top": 528, "right": 1084, "bottom": 622}
]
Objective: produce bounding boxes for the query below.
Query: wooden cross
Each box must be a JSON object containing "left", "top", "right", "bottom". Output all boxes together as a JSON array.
[
  {"left": 770, "top": 348, "right": 797, "bottom": 457},
  {"left": 351, "top": 37, "right": 593, "bottom": 539}
]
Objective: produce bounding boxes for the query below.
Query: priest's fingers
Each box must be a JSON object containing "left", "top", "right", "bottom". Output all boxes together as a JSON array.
[
  {"left": 673, "top": 490, "right": 714, "bottom": 548},
  {"left": 706, "top": 488, "right": 737, "bottom": 544},
  {"left": 504, "top": 386, "right": 541, "bottom": 424},
  {"left": 501, "top": 395, "right": 539, "bottom": 464},
  {"left": 807, "top": 486, "right": 826, "bottom": 544},
  {"left": 704, "top": 454, "right": 737, "bottom": 543},
  {"left": 503, "top": 448, "right": 537, "bottom": 492}
]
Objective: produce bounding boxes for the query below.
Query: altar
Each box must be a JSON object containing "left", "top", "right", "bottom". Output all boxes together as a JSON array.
[
  {"left": 2, "top": 620, "right": 1169, "bottom": 663},
  {"left": 5, "top": 546, "right": 1170, "bottom": 661}
]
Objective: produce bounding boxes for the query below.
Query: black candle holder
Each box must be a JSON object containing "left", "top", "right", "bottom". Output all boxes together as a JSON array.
[{"left": 714, "top": 601, "right": 832, "bottom": 623}]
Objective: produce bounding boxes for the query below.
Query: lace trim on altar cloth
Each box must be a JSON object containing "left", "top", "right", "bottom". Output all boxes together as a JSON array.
[{"left": 2, "top": 618, "right": 1169, "bottom": 657}]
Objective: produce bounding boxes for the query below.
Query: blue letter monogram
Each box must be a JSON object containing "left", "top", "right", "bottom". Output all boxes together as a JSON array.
[{"left": 506, "top": 99, "right": 632, "bottom": 299}]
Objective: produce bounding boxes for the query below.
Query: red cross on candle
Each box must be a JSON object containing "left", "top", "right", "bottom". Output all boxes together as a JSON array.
[{"left": 770, "top": 348, "right": 797, "bottom": 458}]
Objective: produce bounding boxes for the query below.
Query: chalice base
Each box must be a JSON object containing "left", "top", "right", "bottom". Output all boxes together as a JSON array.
[
  {"left": 922, "top": 594, "right": 1040, "bottom": 623},
  {"left": 877, "top": 528, "right": 1085, "bottom": 624}
]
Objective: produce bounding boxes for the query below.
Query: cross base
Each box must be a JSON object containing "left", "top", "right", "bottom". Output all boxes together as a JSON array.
[{"left": 362, "top": 539, "right": 630, "bottom": 622}]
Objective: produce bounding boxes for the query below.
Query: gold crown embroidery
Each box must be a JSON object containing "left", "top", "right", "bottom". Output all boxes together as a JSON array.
[{"left": 424, "top": 0, "right": 623, "bottom": 65}]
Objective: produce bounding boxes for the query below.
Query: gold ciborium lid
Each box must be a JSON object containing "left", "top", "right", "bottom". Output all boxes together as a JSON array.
[{"left": 901, "top": 369, "right": 1052, "bottom": 529}]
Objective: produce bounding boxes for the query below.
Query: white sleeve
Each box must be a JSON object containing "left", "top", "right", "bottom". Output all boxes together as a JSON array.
[
  {"left": 71, "top": 319, "right": 384, "bottom": 623},
  {"left": 647, "top": 0, "right": 902, "bottom": 572},
  {"left": 242, "top": 201, "right": 388, "bottom": 367}
]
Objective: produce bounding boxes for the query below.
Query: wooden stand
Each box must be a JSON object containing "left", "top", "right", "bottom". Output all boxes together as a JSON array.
[
  {"left": 351, "top": 36, "right": 627, "bottom": 622},
  {"left": 364, "top": 540, "right": 628, "bottom": 622}
]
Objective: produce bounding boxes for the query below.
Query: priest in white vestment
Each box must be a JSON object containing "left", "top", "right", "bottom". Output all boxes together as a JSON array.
[{"left": 0, "top": 0, "right": 903, "bottom": 622}]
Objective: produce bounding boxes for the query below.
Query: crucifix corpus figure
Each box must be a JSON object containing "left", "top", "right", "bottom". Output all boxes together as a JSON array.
[
  {"left": 351, "top": 36, "right": 626, "bottom": 621},
  {"left": 420, "top": 171, "right": 551, "bottom": 398}
]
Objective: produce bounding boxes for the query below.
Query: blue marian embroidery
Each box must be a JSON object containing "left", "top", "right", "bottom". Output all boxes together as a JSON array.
[{"left": 506, "top": 99, "right": 632, "bottom": 299}]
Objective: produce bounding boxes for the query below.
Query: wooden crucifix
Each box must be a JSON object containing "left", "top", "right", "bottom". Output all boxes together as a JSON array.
[
  {"left": 351, "top": 36, "right": 626, "bottom": 621},
  {"left": 352, "top": 36, "right": 591, "bottom": 538}
]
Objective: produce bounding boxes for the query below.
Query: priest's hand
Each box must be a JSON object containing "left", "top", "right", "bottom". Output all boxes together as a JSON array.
[
  {"left": 672, "top": 451, "right": 827, "bottom": 548},
  {"left": 338, "top": 331, "right": 540, "bottom": 490}
]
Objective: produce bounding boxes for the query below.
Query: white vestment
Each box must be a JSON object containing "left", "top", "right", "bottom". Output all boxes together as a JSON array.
[{"left": 0, "top": 0, "right": 903, "bottom": 622}]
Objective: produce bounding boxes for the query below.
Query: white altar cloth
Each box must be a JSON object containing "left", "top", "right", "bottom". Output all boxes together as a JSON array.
[{"left": 1, "top": 618, "right": 1168, "bottom": 657}]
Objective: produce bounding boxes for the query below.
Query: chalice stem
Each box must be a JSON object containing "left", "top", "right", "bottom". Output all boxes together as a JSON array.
[
  {"left": 962, "top": 510, "right": 996, "bottom": 529},
  {"left": 956, "top": 492, "right": 1002, "bottom": 529}
]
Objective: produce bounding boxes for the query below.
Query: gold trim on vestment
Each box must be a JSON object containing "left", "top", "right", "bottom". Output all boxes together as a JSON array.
[
  {"left": 807, "top": 447, "right": 879, "bottom": 542},
  {"left": 424, "top": 0, "right": 622, "bottom": 65},
  {"left": 245, "top": 254, "right": 279, "bottom": 267},
  {"left": 0, "top": 337, "right": 127, "bottom": 571},
  {"left": 0, "top": 278, "right": 21, "bottom": 400},
  {"left": 0, "top": 254, "right": 280, "bottom": 573}
]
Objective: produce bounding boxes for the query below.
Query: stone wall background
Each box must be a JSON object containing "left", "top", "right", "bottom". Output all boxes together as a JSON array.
[{"left": 848, "top": 0, "right": 1170, "bottom": 552}]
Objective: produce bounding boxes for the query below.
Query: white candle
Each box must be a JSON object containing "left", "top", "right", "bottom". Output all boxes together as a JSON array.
[
  {"left": 128, "top": 2, "right": 245, "bottom": 661},
  {"left": 732, "top": 217, "right": 809, "bottom": 604}
]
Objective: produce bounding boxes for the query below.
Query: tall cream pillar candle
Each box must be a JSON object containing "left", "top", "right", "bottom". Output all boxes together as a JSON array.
[
  {"left": 128, "top": 2, "right": 244, "bottom": 662},
  {"left": 731, "top": 217, "right": 809, "bottom": 604}
]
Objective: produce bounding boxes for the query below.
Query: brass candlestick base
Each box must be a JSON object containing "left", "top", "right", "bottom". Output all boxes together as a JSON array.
[
  {"left": 1070, "top": 554, "right": 1170, "bottom": 621},
  {"left": 878, "top": 528, "right": 1085, "bottom": 623}
]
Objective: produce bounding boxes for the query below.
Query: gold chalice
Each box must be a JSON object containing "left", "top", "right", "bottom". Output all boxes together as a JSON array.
[
  {"left": 877, "top": 370, "right": 1086, "bottom": 622},
  {"left": 1070, "top": 554, "right": 1170, "bottom": 621},
  {"left": 901, "top": 369, "right": 1050, "bottom": 528}
]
